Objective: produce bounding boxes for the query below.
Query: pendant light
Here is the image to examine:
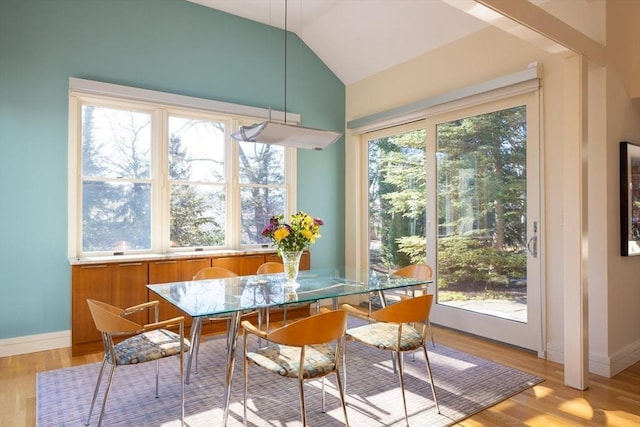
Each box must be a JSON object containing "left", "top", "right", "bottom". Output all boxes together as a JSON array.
[{"left": 230, "top": 0, "right": 342, "bottom": 150}]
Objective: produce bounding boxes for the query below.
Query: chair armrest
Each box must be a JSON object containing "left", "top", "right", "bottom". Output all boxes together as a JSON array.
[
  {"left": 241, "top": 320, "right": 268, "bottom": 340},
  {"left": 143, "top": 316, "right": 185, "bottom": 331},
  {"left": 341, "top": 303, "right": 370, "bottom": 320},
  {"left": 318, "top": 306, "right": 333, "bottom": 314},
  {"left": 123, "top": 300, "right": 159, "bottom": 317}
]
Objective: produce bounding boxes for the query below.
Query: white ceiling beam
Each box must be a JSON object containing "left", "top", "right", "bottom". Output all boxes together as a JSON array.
[{"left": 474, "top": 0, "right": 605, "bottom": 65}]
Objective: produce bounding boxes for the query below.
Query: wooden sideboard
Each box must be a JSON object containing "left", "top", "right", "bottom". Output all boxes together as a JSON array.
[{"left": 71, "top": 251, "right": 310, "bottom": 355}]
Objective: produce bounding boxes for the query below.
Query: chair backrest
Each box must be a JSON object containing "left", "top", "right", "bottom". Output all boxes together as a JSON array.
[
  {"left": 371, "top": 294, "right": 434, "bottom": 324},
  {"left": 193, "top": 266, "right": 238, "bottom": 280},
  {"left": 393, "top": 263, "right": 432, "bottom": 281},
  {"left": 256, "top": 262, "right": 284, "bottom": 275},
  {"left": 267, "top": 309, "right": 347, "bottom": 347},
  {"left": 87, "top": 299, "right": 141, "bottom": 334}
]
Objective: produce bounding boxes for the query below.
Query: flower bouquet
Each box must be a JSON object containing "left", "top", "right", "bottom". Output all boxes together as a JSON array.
[{"left": 262, "top": 211, "right": 323, "bottom": 283}]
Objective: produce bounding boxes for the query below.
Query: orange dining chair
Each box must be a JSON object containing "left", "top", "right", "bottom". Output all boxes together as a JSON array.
[
  {"left": 193, "top": 266, "right": 239, "bottom": 281},
  {"left": 256, "top": 261, "right": 319, "bottom": 330},
  {"left": 191, "top": 266, "right": 258, "bottom": 368},
  {"left": 393, "top": 263, "right": 436, "bottom": 346},
  {"left": 255, "top": 262, "right": 284, "bottom": 338},
  {"left": 393, "top": 264, "right": 433, "bottom": 297},
  {"left": 342, "top": 295, "right": 440, "bottom": 426},
  {"left": 256, "top": 261, "right": 285, "bottom": 275},
  {"left": 242, "top": 309, "right": 349, "bottom": 426},
  {"left": 85, "top": 299, "right": 188, "bottom": 427}
]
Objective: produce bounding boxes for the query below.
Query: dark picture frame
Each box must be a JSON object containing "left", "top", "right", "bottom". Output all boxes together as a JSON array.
[{"left": 620, "top": 141, "right": 640, "bottom": 256}]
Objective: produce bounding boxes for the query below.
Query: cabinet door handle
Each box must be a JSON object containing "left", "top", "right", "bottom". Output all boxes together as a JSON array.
[
  {"left": 80, "top": 264, "right": 107, "bottom": 269},
  {"left": 185, "top": 258, "right": 207, "bottom": 263},
  {"left": 118, "top": 262, "right": 143, "bottom": 267},
  {"left": 153, "top": 260, "right": 177, "bottom": 265}
]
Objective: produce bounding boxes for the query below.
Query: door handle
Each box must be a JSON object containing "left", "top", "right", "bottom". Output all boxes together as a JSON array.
[
  {"left": 527, "top": 236, "right": 538, "bottom": 258},
  {"left": 527, "top": 221, "right": 538, "bottom": 258}
]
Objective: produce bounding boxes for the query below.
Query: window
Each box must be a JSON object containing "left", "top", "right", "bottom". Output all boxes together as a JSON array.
[{"left": 69, "top": 81, "right": 296, "bottom": 257}]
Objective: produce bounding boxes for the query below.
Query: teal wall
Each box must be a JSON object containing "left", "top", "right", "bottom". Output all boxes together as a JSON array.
[{"left": 0, "top": 0, "right": 345, "bottom": 340}]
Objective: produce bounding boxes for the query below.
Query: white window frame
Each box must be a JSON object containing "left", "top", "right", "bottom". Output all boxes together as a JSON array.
[{"left": 68, "top": 78, "right": 297, "bottom": 258}]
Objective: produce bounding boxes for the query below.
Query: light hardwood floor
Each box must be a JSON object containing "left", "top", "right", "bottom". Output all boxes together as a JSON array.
[{"left": 2, "top": 325, "right": 639, "bottom": 426}]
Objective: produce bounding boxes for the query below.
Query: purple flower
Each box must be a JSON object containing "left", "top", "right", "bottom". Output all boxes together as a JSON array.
[
  {"left": 262, "top": 224, "right": 276, "bottom": 236},
  {"left": 314, "top": 218, "right": 324, "bottom": 226}
]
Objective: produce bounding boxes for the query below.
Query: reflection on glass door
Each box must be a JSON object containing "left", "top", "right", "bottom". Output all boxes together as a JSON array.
[{"left": 436, "top": 106, "right": 528, "bottom": 322}]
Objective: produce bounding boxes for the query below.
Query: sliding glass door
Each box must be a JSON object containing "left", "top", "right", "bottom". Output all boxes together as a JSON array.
[{"left": 426, "top": 92, "right": 542, "bottom": 353}]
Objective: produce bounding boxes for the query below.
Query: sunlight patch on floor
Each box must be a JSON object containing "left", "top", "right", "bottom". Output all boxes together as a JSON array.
[{"left": 558, "top": 397, "right": 593, "bottom": 420}]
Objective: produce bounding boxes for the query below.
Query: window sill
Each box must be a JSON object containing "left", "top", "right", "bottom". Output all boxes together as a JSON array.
[{"left": 69, "top": 248, "right": 280, "bottom": 266}]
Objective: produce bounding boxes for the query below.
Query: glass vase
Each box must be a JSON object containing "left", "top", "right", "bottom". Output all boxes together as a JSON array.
[{"left": 280, "top": 250, "right": 303, "bottom": 285}]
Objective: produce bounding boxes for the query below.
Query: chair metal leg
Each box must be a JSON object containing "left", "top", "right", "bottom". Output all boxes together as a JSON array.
[
  {"left": 257, "top": 308, "right": 264, "bottom": 346},
  {"left": 396, "top": 351, "right": 410, "bottom": 427},
  {"left": 85, "top": 358, "right": 107, "bottom": 426},
  {"left": 298, "top": 378, "right": 307, "bottom": 427},
  {"left": 321, "top": 378, "right": 326, "bottom": 413},
  {"left": 222, "top": 311, "right": 242, "bottom": 426},
  {"left": 428, "top": 320, "right": 435, "bottom": 347},
  {"left": 342, "top": 337, "right": 348, "bottom": 394},
  {"left": 155, "top": 359, "right": 160, "bottom": 397},
  {"left": 422, "top": 345, "right": 440, "bottom": 413},
  {"left": 243, "top": 336, "right": 249, "bottom": 427},
  {"left": 266, "top": 306, "right": 270, "bottom": 332},
  {"left": 334, "top": 371, "right": 350, "bottom": 426},
  {"left": 97, "top": 363, "right": 117, "bottom": 427},
  {"left": 179, "top": 323, "right": 186, "bottom": 427}
]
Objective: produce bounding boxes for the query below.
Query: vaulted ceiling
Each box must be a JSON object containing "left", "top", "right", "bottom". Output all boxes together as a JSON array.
[
  {"left": 186, "top": 0, "right": 493, "bottom": 85},
  {"left": 187, "top": 0, "right": 583, "bottom": 85}
]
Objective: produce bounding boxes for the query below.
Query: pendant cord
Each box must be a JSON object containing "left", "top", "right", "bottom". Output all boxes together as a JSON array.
[{"left": 284, "top": 0, "right": 287, "bottom": 124}]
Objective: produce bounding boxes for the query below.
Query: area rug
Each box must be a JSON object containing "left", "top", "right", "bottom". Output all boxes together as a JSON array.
[{"left": 37, "top": 324, "right": 542, "bottom": 426}]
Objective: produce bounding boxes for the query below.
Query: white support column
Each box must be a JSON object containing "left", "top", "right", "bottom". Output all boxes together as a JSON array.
[{"left": 563, "top": 54, "right": 589, "bottom": 389}]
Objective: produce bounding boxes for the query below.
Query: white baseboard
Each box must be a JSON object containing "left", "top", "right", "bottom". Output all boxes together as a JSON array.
[
  {"left": 607, "top": 339, "right": 640, "bottom": 377},
  {"left": 0, "top": 330, "right": 71, "bottom": 357},
  {"left": 544, "top": 340, "right": 640, "bottom": 378}
]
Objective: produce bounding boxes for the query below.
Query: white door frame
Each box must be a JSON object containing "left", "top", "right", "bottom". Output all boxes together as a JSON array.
[{"left": 426, "top": 90, "right": 545, "bottom": 355}]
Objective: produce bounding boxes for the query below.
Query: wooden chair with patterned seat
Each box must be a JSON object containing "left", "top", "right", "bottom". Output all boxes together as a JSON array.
[
  {"left": 241, "top": 309, "right": 349, "bottom": 427},
  {"left": 342, "top": 294, "right": 440, "bottom": 426},
  {"left": 256, "top": 261, "right": 319, "bottom": 331},
  {"left": 85, "top": 299, "right": 188, "bottom": 427},
  {"left": 393, "top": 263, "right": 436, "bottom": 346},
  {"left": 256, "top": 261, "right": 284, "bottom": 275},
  {"left": 191, "top": 266, "right": 258, "bottom": 370}
]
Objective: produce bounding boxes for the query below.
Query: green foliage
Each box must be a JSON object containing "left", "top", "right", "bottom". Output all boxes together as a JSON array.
[
  {"left": 396, "top": 235, "right": 426, "bottom": 264},
  {"left": 369, "top": 129, "right": 426, "bottom": 269},
  {"left": 437, "top": 234, "right": 526, "bottom": 290}
]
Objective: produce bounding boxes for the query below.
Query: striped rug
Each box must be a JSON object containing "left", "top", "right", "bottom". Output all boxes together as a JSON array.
[{"left": 37, "top": 323, "right": 542, "bottom": 426}]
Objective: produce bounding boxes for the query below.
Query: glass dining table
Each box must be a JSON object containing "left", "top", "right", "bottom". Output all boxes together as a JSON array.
[{"left": 147, "top": 266, "right": 431, "bottom": 425}]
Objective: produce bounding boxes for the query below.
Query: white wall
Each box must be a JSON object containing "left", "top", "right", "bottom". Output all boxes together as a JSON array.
[{"left": 603, "top": 0, "right": 640, "bottom": 375}]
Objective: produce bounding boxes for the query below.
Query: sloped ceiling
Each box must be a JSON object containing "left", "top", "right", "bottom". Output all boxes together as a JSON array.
[
  {"left": 187, "top": 0, "right": 489, "bottom": 85},
  {"left": 186, "top": 0, "right": 603, "bottom": 85}
]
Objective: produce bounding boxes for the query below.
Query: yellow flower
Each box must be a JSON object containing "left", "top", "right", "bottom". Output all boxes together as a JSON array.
[
  {"left": 263, "top": 211, "right": 323, "bottom": 252},
  {"left": 273, "top": 227, "right": 290, "bottom": 241}
]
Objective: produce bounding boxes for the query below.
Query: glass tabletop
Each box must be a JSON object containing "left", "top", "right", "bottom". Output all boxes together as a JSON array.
[{"left": 147, "top": 266, "right": 430, "bottom": 318}]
